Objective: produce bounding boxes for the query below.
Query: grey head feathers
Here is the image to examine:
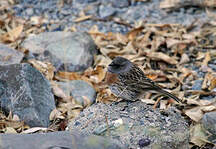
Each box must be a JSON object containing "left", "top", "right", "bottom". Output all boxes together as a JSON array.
[{"left": 108, "top": 56, "right": 132, "bottom": 74}]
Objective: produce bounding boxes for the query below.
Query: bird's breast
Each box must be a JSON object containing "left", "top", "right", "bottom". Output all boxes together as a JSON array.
[{"left": 105, "top": 72, "right": 119, "bottom": 85}]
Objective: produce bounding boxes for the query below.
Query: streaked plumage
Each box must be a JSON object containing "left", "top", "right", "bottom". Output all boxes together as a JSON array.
[{"left": 107, "top": 56, "right": 180, "bottom": 102}]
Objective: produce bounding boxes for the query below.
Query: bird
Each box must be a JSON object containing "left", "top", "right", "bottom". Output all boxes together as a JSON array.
[{"left": 106, "top": 56, "right": 181, "bottom": 103}]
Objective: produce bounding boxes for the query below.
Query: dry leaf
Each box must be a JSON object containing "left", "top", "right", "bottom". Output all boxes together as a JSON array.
[
  {"left": 0, "top": 120, "right": 24, "bottom": 129},
  {"left": 55, "top": 71, "right": 89, "bottom": 83},
  {"left": 185, "top": 106, "right": 203, "bottom": 122},
  {"left": 179, "top": 53, "right": 190, "bottom": 64},
  {"left": 5, "top": 127, "right": 17, "bottom": 133},
  {"left": 202, "top": 52, "right": 211, "bottom": 66},
  {"left": 166, "top": 38, "right": 194, "bottom": 48},
  {"left": 49, "top": 108, "right": 64, "bottom": 121},
  {"left": 197, "top": 52, "right": 205, "bottom": 60},
  {"left": 201, "top": 105, "right": 216, "bottom": 112},
  {"left": 12, "top": 114, "right": 20, "bottom": 121},
  {"left": 209, "top": 76, "right": 216, "bottom": 90},
  {"left": 127, "top": 26, "right": 144, "bottom": 41},
  {"left": 50, "top": 81, "right": 70, "bottom": 102},
  {"left": 30, "top": 16, "right": 47, "bottom": 25},
  {"left": 146, "top": 52, "right": 178, "bottom": 65},
  {"left": 160, "top": 0, "right": 179, "bottom": 9},
  {"left": 87, "top": 65, "right": 106, "bottom": 83},
  {"left": 74, "top": 15, "right": 92, "bottom": 23},
  {"left": 82, "top": 96, "right": 92, "bottom": 107},
  {"left": 202, "top": 73, "right": 216, "bottom": 91},
  {"left": 190, "top": 124, "right": 209, "bottom": 147},
  {"left": 22, "top": 127, "right": 48, "bottom": 134},
  {"left": 1, "top": 25, "right": 23, "bottom": 42},
  {"left": 28, "top": 60, "right": 55, "bottom": 80}
]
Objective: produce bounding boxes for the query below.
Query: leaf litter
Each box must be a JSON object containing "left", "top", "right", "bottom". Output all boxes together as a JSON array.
[{"left": 0, "top": 1, "right": 216, "bottom": 148}]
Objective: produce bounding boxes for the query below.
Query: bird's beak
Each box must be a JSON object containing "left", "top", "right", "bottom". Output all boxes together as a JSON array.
[
  {"left": 108, "top": 62, "right": 114, "bottom": 67},
  {"left": 107, "top": 64, "right": 113, "bottom": 72}
]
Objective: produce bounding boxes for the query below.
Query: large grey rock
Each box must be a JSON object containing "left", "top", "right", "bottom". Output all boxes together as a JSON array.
[
  {"left": 57, "top": 80, "right": 96, "bottom": 106},
  {"left": 68, "top": 101, "right": 189, "bottom": 149},
  {"left": 0, "top": 131, "right": 124, "bottom": 149},
  {"left": 22, "top": 32, "right": 97, "bottom": 72},
  {"left": 0, "top": 64, "right": 55, "bottom": 127},
  {"left": 0, "top": 43, "right": 24, "bottom": 65},
  {"left": 202, "top": 112, "right": 216, "bottom": 135}
]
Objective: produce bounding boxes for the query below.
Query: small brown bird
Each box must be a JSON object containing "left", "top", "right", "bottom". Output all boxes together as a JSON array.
[{"left": 106, "top": 56, "right": 180, "bottom": 103}]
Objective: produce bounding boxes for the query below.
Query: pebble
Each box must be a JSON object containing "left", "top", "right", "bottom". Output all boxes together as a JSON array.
[
  {"left": 0, "top": 44, "right": 24, "bottom": 66},
  {"left": 99, "top": 5, "right": 116, "bottom": 19},
  {"left": 202, "top": 112, "right": 216, "bottom": 135},
  {"left": 56, "top": 80, "right": 96, "bottom": 107},
  {"left": 11, "top": 0, "right": 210, "bottom": 33},
  {"left": 191, "top": 80, "right": 203, "bottom": 90}
]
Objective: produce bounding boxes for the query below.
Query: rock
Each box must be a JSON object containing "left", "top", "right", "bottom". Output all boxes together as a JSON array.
[
  {"left": 22, "top": 32, "right": 97, "bottom": 72},
  {"left": 0, "top": 64, "right": 55, "bottom": 127},
  {"left": 13, "top": 0, "right": 210, "bottom": 33},
  {"left": 0, "top": 44, "right": 24, "bottom": 65},
  {"left": 202, "top": 112, "right": 216, "bottom": 135},
  {"left": 25, "top": 7, "right": 34, "bottom": 16},
  {"left": 99, "top": 5, "right": 116, "bottom": 19},
  {"left": 75, "top": 0, "right": 97, "bottom": 3},
  {"left": 57, "top": 80, "right": 96, "bottom": 107},
  {"left": 111, "top": 0, "right": 129, "bottom": 8},
  {"left": 68, "top": 101, "right": 189, "bottom": 149},
  {"left": 0, "top": 131, "right": 125, "bottom": 149},
  {"left": 191, "top": 80, "right": 203, "bottom": 90}
]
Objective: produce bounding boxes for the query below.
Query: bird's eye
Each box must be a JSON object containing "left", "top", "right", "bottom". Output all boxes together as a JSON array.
[{"left": 112, "top": 64, "right": 121, "bottom": 68}]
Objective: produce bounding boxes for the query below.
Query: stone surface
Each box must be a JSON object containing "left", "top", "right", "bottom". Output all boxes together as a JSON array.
[
  {"left": 191, "top": 80, "right": 203, "bottom": 90},
  {"left": 68, "top": 101, "right": 190, "bottom": 149},
  {"left": 0, "top": 63, "right": 55, "bottom": 127},
  {"left": 202, "top": 112, "right": 216, "bottom": 135},
  {"left": 111, "top": 0, "right": 129, "bottom": 8},
  {"left": 22, "top": 32, "right": 97, "bottom": 72},
  {"left": 0, "top": 44, "right": 24, "bottom": 65},
  {"left": 0, "top": 131, "right": 125, "bottom": 149},
  {"left": 12, "top": 0, "right": 211, "bottom": 33},
  {"left": 99, "top": 5, "right": 116, "bottom": 19},
  {"left": 57, "top": 80, "right": 96, "bottom": 106}
]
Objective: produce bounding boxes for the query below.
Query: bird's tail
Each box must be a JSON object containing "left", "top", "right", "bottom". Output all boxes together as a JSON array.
[{"left": 157, "top": 89, "right": 181, "bottom": 103}]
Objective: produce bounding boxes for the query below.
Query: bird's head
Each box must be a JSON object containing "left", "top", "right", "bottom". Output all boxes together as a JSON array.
[{"left": 108, "top": 56, "right": 132, "bottom": 74}]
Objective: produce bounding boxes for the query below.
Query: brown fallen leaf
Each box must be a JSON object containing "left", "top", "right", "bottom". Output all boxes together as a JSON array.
[
  {"left": 166, "top": 38, "right": 195, "bottom": 48},
  {"left": 5, "top": 127, "right": 17, "bottom": 133},
  {"left": 209, "top": 76, "right": 216, "bottom": 90},
  {"left": 202, "top": 73, "right": 216, "bottom": 91},
  {"left": 28, "top": 60, "right": 55, "bottom": 80},
  {"left": 86, "top": 65, "right": 106, "bottom": 83},
  {"left": 179, "top": 53, "right": 190, "bottom": 64},
  {"left": 74, "top": 15, "right": 92, "bottom": 23},
  {"left": 0, "top": 25, "right": 23, "bottom": 43},
  {"left": 0, "top": 120, "right": 24, "bottom": 129},
  {"left": 21, "top": 127, "right": 48, "bottom": 134},
  {"left": 49, "top": 108, "right": 65, "bottom": 121},
  {"left": 145, "top": 52, "right": 178, "bottom": 65},
  {"left": 55, "top": 71, "right": 90, "bottom": 83},
  {"left": 185, "top": 106, "right": 203, "bottom": 122},
  {"left": 202, "top": 52, "right": 211, "bottom": 66},
  {"left": 127, "top": 26, "right": 144, "bottom": 41},
  {"left": 50, "top": 81, "right": 71, "bottom": 102}
]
